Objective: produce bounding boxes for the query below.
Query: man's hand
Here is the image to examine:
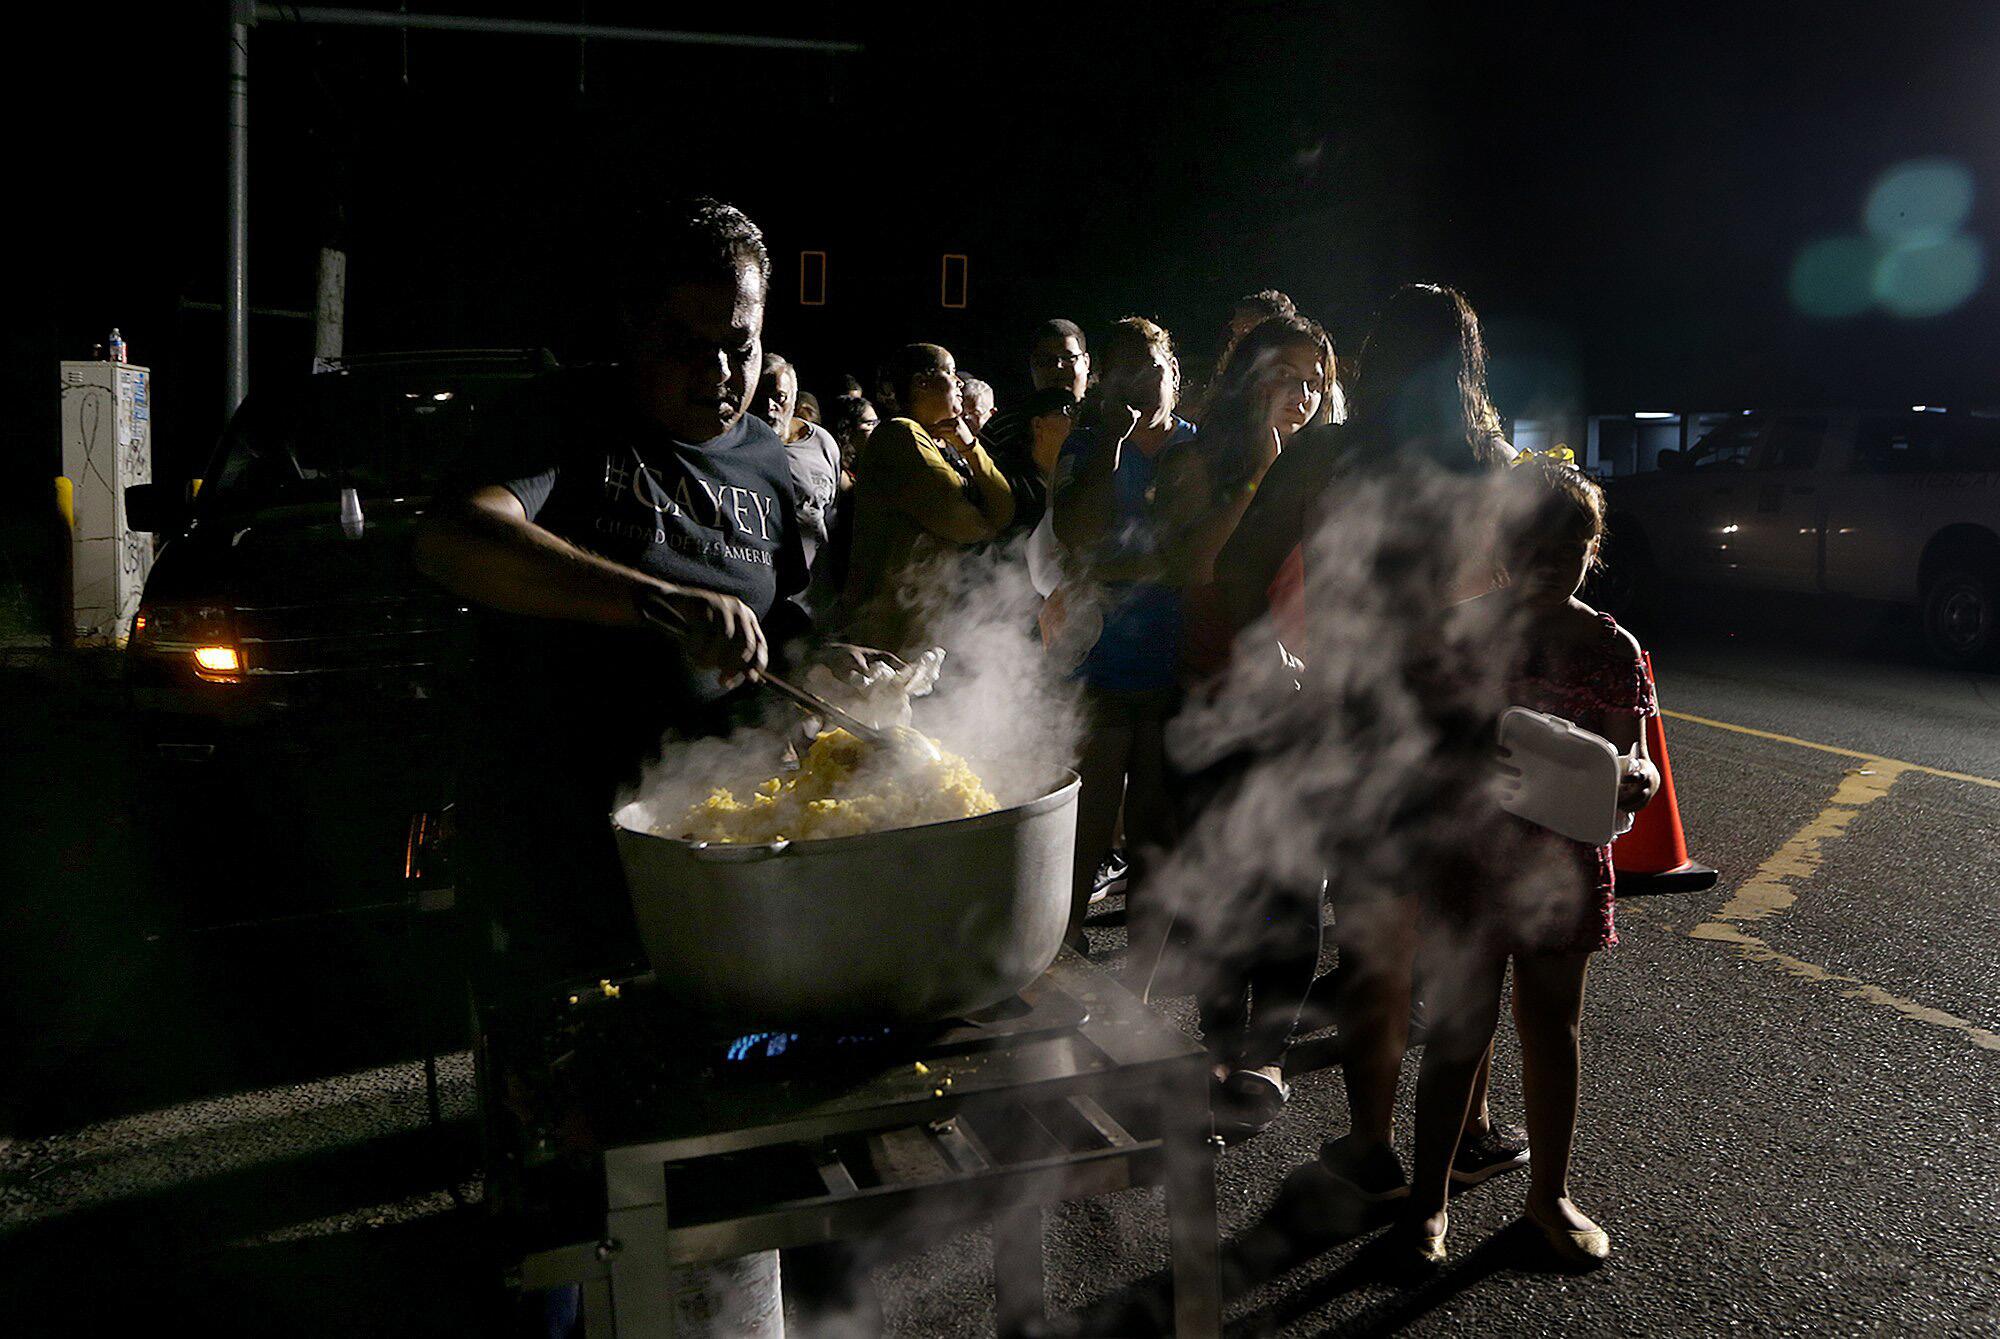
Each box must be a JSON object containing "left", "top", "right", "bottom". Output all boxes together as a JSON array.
[
  {"left": 633, "top": 581, "right": 768, "bottom": 685},
  {"left": 1053, "top": 398, "right": 1140, "bottom": 553}
]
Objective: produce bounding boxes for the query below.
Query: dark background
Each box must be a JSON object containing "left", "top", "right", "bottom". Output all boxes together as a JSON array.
[{"left": 14, "top": 1, "right": 2000, "bottom": 496}]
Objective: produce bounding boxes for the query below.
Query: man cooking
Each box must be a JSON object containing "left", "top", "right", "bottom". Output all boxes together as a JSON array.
[{"left": 416, "top": 197, "right": 840, "bottom": 999}]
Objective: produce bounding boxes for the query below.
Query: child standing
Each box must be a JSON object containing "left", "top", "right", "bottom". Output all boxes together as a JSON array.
[{"left": 1398, "top": 458, "right": 1661, "bottom": 1268}]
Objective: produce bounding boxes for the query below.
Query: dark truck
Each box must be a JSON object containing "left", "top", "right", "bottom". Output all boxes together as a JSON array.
[
  {"left": 1598, "top": 408, "right": 2000, "bottom": 667},
  {"left": 122, "top": 350, "right": 559, "bottom": 927}
]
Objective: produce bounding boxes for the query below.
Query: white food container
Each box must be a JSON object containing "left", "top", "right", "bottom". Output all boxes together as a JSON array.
[{"left": 1496, "top": 706, "right": 1626, "bottom": 846}]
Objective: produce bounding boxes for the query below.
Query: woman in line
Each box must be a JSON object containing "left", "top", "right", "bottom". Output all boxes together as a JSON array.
[
  {"left": 1214, "top": 284, "right": 1526, "bottom": 1197},
  {"left": 1158, "top": 313, "right": 1341, "bottom": 1133},
  {"left": 1176, "top": 314, "right": 1341, "bottom": 683},
  {"left": 826, "top": 394, "right": 879, "bottom": 490},
  {"left": 839, "top": 344, "right": 1014, "bottom": 654}
]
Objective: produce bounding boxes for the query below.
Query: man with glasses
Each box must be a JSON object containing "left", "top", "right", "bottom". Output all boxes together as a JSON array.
[{"left": 981, "top": 318, "right": 1092, "bottom": 534}]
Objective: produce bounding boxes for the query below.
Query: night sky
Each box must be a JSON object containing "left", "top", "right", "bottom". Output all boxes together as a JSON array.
[{"left": 16, "top": 1, "right": 2000, "bottom": 494}]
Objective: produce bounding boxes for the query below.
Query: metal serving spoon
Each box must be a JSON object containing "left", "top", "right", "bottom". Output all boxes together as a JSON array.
[{"left": 752, "top": 669, "right": 943, "bottom": 763}]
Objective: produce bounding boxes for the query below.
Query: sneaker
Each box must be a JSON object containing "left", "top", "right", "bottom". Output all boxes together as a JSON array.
[
  {"left": 1089, "top": 850, "right": 1129, "bottom": 903},
  {"left": 1450, "top": 1122, "right": 1530, "bottom": 1185},
  {"left": 1318, "top": 1134, "right": 1409, "bottom": 1203}
]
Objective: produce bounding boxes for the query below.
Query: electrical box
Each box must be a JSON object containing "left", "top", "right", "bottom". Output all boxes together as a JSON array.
[{"left": 60, "top": 361, "right": 154, "bottom": 645}]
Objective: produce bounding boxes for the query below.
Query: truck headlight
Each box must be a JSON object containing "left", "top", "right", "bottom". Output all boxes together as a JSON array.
[
  {"left": 132, "top": 604, "right": 243, "bottom": 681},
  {"left": 193, "top": 646, "right": 241, "bottom": 674}
]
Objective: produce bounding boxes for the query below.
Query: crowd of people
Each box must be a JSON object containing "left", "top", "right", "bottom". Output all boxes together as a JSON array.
[{"left": 418, "top": 195, "right": 1664, "bottom": 1276}]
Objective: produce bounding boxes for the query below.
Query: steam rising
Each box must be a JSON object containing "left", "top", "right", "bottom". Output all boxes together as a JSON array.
[
  {"left": 625, "top": 455, "right": 1590, "bottom": 966},
  {"left": 623, "top": 537, "right": 1084, "bottom": 835},
  {"left": 899, "top": 541, "right": 1086, "bottom": 808},
  {"left": 1156, "top": 462, "right": 1584, "bottom": 972}
]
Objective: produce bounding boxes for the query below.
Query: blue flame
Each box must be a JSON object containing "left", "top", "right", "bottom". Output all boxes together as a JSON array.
[
  {"left": 725, "top": 1031, "right": 798, "bottom": 1062},
  {"left": 723, "top": 1027, "right": 899, "bottom": 1062}
]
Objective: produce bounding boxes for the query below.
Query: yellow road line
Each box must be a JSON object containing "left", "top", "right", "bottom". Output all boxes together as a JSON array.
[
  {"left": 1664, "top": 709, "right": 2000, "bottom": 792},
  {"left": 1690, "top": 921, "right": 2000, "bottom": 1051},
  {"left": 1677, "top": 740, "right": 2000, "bottom": 1052},
  {"left": 1705, "top": 765, "right": 1905, "bottom": 925}
]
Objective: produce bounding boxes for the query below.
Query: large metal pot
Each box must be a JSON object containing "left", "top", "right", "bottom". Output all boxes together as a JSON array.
[{"left": 611, "top": 770, "right": 1078, "bottom": 1028}]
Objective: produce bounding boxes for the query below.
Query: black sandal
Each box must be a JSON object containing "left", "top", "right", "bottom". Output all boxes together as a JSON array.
[{"left": 1217, "top": 1068, "right": 1291, "bottom": 1137}]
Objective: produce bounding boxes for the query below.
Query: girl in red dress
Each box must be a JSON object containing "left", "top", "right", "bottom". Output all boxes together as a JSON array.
[{"left": 1398, "top": 458, "right": 1661, "bottom": 1268}]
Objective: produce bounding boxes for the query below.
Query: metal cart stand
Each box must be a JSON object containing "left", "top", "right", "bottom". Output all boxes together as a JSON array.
[{"left": 492, "top": 950, "right": 1220, "bottom": 1337}]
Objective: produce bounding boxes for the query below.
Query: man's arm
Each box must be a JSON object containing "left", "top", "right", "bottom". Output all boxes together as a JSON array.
[
  {"left": 999, "top": 459, "right": 1048, "bottom": 534},
  {"left": 415, "top": 487, "right": 648, "bottom": 625},
  {"left": 414, "top": 486, "right": 768, "bottom": 674}
]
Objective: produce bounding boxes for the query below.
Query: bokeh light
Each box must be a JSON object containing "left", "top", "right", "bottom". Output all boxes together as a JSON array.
[
  {"left": 1792, "top": 157, "right": 1983, "bottom": 319},
  {"left": 1790, "top": 236, "right": 1880, "bottom": 318},
  {"left": 1863, "top": 158, "right": 1975, "bottom": 243},
  {"left": 1873, "top": 234, "right": 1985, "bottom": 317}
]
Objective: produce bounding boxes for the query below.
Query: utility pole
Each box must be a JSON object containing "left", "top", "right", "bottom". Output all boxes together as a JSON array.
[{"left": 226, "top": 0, "right": 252, "bottom": 422}]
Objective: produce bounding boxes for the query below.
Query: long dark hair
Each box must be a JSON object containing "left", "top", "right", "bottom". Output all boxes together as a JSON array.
[
  {"left": 1347, "top": 284, "right": 1505, "bottom": 469},
  {"left": 1197, "top": 314, "right": 1338, "bottom": 491}
]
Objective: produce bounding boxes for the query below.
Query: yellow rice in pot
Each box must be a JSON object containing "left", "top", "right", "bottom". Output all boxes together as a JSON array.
[{"left": 682, "top": 728, "right": 998, "bottom": 844}]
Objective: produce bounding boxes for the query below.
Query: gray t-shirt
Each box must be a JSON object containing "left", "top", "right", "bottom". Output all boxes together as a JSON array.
[{"left": 786, "top": 421, "right": 843, "bottom": 572}]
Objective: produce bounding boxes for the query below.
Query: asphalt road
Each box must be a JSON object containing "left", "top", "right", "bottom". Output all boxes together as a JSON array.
[{"left": 3, "top": 604, "right": 1997, "bottom": 1337}]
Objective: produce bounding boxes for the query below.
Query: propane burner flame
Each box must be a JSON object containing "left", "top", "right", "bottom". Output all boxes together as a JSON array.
[
  {"left": 725, "top": 1032, "right": 796, "bottom": 1062},
  {"left": 722, "top": 1028, "right": 898, "bottom": 1063}
]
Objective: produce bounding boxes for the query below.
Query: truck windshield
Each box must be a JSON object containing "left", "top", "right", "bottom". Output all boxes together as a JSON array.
[
  {"left": 1686, "top": 420, "right": 1763, "bottom": 469},
  {"left": 200, "top": 371, "right": 537, "bottom": 515}
]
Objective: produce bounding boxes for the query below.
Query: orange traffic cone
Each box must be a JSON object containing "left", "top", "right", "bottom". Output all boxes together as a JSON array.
[{"left": 1614, "top": 653, "right": 1718, "bottom": 894}]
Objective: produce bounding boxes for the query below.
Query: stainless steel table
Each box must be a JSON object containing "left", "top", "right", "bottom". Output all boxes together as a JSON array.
[{"left": 485, "top": 950, "right": 1220, "bottom": 1337}]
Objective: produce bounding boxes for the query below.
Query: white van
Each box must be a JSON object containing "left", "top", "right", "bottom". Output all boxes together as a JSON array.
[{"left": 1599, "top": 409, "right": 2000, "bottom": 666}]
